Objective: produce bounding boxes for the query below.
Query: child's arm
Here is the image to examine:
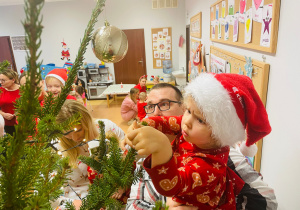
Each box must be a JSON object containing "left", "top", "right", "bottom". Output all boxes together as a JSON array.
[
  {"left": 142, "top": 116, "right": 182, "bottom": 136},
  {"left": 126, "top": 126, "right": 172, "bottom": 168}
]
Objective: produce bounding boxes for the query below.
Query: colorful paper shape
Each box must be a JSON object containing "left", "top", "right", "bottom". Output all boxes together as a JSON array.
[
  {"left": 244, "top": 56, "right": 253, "bottom": 79},
  {"left": 240, "top": 0, "right": 246, "bottom": 14},
  {"left": 254, "top": 0, "right": 262, "bottom": 10}
]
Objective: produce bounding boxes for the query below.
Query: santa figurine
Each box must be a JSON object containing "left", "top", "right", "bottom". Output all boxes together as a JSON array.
[{"left": 61, "top": 41, "right": 70, "bottom": 61}]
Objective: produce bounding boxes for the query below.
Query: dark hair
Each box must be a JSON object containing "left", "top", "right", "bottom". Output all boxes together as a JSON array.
[
  {"left": 150, "top": 83, "right": 183, "bottom": 102},
  {"left": 75, "top": 85, "right": 85, "bottom": 96},
  {"left": 130, "top": 88, "right": 139, "bottom": 102}
]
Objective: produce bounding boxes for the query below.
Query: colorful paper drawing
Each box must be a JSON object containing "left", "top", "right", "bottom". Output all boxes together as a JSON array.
[
  {"left": 224, "top": 21, "right": 229, "bottom": 40},
  {"left": 222, "top": 1, "right": 226, "bottom": 18},
  {"left": 163, "top": 28, "right": 168, "bottom": 36},
  {"left": 212, "top": 23, "right": 216, "bottom": 39},
  {"left": 156, "top": 59, "right": 161, "bottom": 67},
  {"left": 160, "top": 52, "right": 165, "bottom": 59},
  {"left": 153, "top": 42, "right": 158, "bottom": 50},
  {"left": 154, "top": 51, "right": 159, "bottom": 58},
  {"left": 211, "top": 54, "right": 226, "bottom": 74},
  {"left": 153, "top": 34, "right": 158, "bottom": 41},
  {"left": 228, "top": 0, "right": 235, "bottom": 16},
  {"left": 218, "top": 21, "right": 222, "bottom": 39},
  {"left": 240, "top": 0, "right": 246, "bottom": 14},
  {"left": 166, "top": 36, "right": 171, "bottom": 44},
  {"left": 252, "top": 0, "right": 264, "bottom": 22},
  {"left": 260, "top": 4, "right": 273, "bottom": 47},
  {"left": 166, "top": 44, "right": 171, "bottom": 51},
  {"left": 244, "top": 56, "right": 253, "bottom": 79},
  {"left": 211, "top": 7, "right": 214, "bottom": 21},
  {"left": 165, "top": 52, "right": 170, "bottom": 59},
  {"left": 245, "top": 8, "right": 253, "bottom": 44},
  {"left": 233, "top": 14, "right": 239, "bottom": 42},
  {"left": 158, "top": 40, "right": 166, "bottom": 51},
  {"left": 158, "top": 31, "right": 163, "bottom": 39},
  {"left": 216, "top": 5, "right": 219, "bottom": 20}
]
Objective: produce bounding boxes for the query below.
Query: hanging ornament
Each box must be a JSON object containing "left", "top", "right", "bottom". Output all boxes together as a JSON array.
[{"left": 91, "top": 20, "right": 128, "bottom": 63}]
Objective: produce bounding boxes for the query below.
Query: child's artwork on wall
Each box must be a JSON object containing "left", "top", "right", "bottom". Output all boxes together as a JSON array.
[
  {"left": 245, "top": 9, "right": 253, "bottom": 43},
  {"left": 210, "top": 46, "right": 270, "bottom": 172},
  {"left": 222, "top": 1, "right": 226, "bottom": 18},
  {"left": 152, "top": 27, "right": 172, "bottom": 69},
  {"left": 190, "top": 12, "right": 202, "bottom": 38},
  {"left": 252, "top": 0, "right": 264, "bottom": 22},
  {"left": 233, "top": 14, "right": 239, "bottom": 42},
  {"left": 210, "top": 0, "right": 280, "bottom": 54},
  {"left": 260, "top": 4, "right": 272, "bottom": 47},
  {"left": 239, "top": 0, "right": 246, "bottom": 22}
]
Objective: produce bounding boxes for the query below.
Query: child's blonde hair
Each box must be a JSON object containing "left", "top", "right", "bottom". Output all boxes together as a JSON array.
[
  {"left": 45, "top": 76, "right": 63, "bottom": 87},
  {"left": 56, "top": 100, "right": 99, "bottom": 167},
  {"left": 139, "top": 92, "right": 147, "bottom": 101},
  {"left": 130, "top": 88, "right": 139, "bottom": 102}
]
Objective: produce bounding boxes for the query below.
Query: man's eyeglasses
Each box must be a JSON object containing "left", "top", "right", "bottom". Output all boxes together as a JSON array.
[{"left": 144, "top": 100, "right": 181, "bottom": 114}]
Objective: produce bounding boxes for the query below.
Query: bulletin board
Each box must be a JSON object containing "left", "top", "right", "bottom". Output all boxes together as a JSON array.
[
  {"left": 210, "top": 0, "right": 280, "bottom": 54},
  {"left": 190, "top": 12, "right": 202, "bottom": 38},
  {"left": 210, "top": 46, "right": 270, "bottom": 172},
  {"left": 152, "top": 27, "right": 172, "bottom": 69}
]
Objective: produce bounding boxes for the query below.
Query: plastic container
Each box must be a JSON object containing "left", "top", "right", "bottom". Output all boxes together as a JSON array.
[{"left": 163, "top": 74, "right": 172, "bottom": 82}]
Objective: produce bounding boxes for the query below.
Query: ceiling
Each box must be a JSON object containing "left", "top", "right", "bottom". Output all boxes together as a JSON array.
[{"left": 0, "top": 0, "right": 74, "bottom": 6}]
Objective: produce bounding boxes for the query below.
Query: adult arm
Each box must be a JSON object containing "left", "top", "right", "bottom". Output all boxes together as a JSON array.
[{"left": 0, "top": 110, "right": 14, "bottom": 120}]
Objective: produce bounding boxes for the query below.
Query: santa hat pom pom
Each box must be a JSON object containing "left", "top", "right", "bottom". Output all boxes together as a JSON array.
[{"left": 240, "top": 141, "right": 258, "bottom": 157}]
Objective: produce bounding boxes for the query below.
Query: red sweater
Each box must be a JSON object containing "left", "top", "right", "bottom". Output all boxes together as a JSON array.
[
  {"left": 0, "top": 87, "right": 20, "bottom": 126},
  {"left": 137, "top": 102, "right": 147, "bottom": 120},
  {"left": 142, "top": 116, "right": 245, "bottom": 209},
  {"left": 134, "top": 83, "right": 146, "bottom": 93}
]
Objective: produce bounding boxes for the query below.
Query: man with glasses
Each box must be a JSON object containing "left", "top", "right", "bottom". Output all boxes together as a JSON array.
[{"left": 125, "top": 83, "right": 277, "bottom": 210}]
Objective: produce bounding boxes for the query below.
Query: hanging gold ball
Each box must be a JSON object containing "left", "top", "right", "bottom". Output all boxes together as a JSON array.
[{"left": 91, "top": 24, "right": 128, "bottom": 63}]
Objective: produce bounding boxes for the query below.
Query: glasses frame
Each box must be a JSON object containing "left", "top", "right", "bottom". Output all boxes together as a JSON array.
[{"left": 144, "top": 100, "right": 181, "bottom": 114}]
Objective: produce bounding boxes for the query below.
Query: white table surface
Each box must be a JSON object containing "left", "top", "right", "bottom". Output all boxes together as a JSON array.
[{"left": 101, "top": 84, "right": 135, "bottom": 96}]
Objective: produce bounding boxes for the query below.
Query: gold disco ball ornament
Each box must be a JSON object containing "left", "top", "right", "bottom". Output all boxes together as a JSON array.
[{"left": 91, "top": 21, "right": 128, "bottom": 63}]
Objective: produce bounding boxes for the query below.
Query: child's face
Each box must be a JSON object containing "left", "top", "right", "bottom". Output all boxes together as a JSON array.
[
  {"left": 140, "top": 78, "right": 147, "bottom": 87},
  {"left": 46, "top": 77, "right": 63, "bottom": 97},
  {"left": 181, "top": 97, "right": 216, "bottom": 149}
]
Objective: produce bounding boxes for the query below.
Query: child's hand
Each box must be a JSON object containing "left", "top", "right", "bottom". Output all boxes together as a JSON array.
[
  {"left": 167, "top": 197, "right": 198, "bottom": 210},
  {"left": 120, "top": 121, "right": 142, "bottom": 151},
  {"left": 125, "top": 126, "right": 172, "bottom": 168}
]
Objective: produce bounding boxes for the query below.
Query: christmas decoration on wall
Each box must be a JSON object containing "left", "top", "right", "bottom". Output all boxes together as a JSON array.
[
  {"left": 91, "top": 20, "right": 128, "bottom": 63},
  {"left": 61, "top": 40, "right": 71, "bottom": 61}
]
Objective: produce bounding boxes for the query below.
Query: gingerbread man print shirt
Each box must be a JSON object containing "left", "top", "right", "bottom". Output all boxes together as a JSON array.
[{"left": 142, "top": 116, "right": 245, "bottom": 209}]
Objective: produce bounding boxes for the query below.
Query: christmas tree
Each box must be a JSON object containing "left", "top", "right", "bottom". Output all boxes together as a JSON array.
[{"left": 0, "top": 0, "right": 105, "bottom": 208}]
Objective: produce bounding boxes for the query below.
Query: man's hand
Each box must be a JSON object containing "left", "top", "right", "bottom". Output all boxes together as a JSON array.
[
  {"left": 167, "top": 197, "right": 198, "bottom": 210},
  {"left": 111, "top": 188, "right": 125, "bottom": 199}
]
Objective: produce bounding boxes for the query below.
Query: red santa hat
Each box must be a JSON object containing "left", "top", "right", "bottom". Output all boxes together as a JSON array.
[
  {"left": 45, "top": 68, "right": 68, "bottom": 86},
  {"left": 62, "top": 42, "right": 67, "bottom": 46},
  {"left": 184, "top": 73, "right": 271, "bottom": 157}
]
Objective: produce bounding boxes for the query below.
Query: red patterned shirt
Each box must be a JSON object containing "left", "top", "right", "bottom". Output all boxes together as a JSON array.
[{"left": 142, "top": 116, "right": 245, "bottom": 209}]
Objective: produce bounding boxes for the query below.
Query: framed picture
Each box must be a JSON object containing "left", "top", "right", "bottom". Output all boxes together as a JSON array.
[{"left": 190, "top": 12, "right": 202, "bottom": 38}]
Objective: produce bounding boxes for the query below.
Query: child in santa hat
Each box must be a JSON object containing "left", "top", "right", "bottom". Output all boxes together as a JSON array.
[
  {"left": 125, "top": 73, "right": 271, "bottom": 209},
  {"left": 45, "top": 68, "right": 76, "bottom": 101}
]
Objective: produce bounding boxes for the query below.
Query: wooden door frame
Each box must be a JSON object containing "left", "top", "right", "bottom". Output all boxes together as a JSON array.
[{"left": 0, "top": 36, "right": 17, "bottom": 72}]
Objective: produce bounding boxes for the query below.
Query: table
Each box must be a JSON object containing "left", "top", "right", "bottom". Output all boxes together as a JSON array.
[{"left": 101, "top": 84, "right": 135, "bottom": 107}]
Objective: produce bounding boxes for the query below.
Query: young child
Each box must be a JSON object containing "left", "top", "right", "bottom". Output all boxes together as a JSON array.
[
  {"left": 75, "top": 85, "right": 87, "bottom": 106},
  {"left": 134, "top": 75, "right": 147, "bottom": 93},
  {"left": 120, "top": 88, "right": 139, "bottom": 125},
  {"left": 137, "top": 92, "right": 147, "bottom": 121},
  {"left": 45, "top": 68, "right": 76, "bottom": 100},
  {"left": 126, "top": 73, "right": 271, "bottom": 209}
]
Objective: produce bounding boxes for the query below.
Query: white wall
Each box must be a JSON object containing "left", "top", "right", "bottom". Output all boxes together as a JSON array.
[
  {"left": 0, "top": 0, "right": 186, "bottom": 81},
  {"left": 186, "top": 0, "right": 300, "bottom": 209}
]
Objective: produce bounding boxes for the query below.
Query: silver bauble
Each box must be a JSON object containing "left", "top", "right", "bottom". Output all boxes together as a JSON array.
[{"left": 91, "top": 23, "right": 128, "bottom": 63}]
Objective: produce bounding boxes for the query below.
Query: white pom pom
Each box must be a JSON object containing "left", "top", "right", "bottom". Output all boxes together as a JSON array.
[{"left": 240, "top": 141, "right": 257, "bottom": 157}]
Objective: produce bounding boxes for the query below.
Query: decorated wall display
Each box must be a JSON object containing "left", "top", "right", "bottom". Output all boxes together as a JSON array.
[
  {"left": 189, "top": 39, "right": 206, "bottom": 81},
  {"left": 11, "top": 36, "right": 27, "bottom": 51},
  {"left": 210, "top": 46, "right": 270, "bottom": 172},
  {"left": 190, "top": 12, "right": 202, "bottom": 38},
  {"left": 152, "top": 27, "right": 172, "bottom": 69},
  {"left": 210, "top": 0, "right": 280, "bottom": 54}
]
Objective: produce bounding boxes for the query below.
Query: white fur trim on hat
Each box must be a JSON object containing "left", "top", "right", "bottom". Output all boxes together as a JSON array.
[
  {"left": 45, "top": 74, "right": 65, "bottom": 86},
  {"left": 184, "top": 73, "right": 245, "bottom": 147},
  {"left": 240, "top": 141, "right": 258, "bottom": 157}
]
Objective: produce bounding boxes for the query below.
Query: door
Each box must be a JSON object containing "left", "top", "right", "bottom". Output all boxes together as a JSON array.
[
  {"left": 114, "top": 29, "right": 146, "bottom": 84},
  {"left": 0, "top": 36, "right": 17, "bottom": 72}
]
